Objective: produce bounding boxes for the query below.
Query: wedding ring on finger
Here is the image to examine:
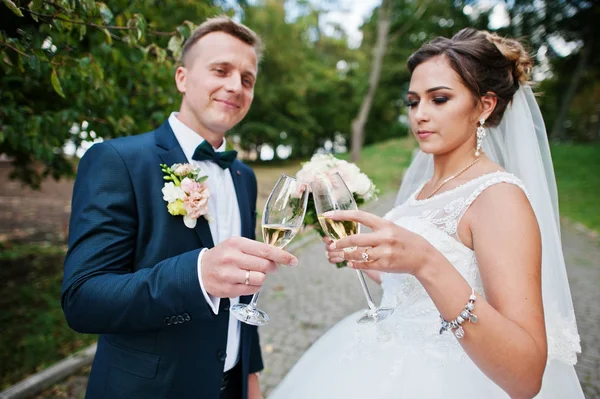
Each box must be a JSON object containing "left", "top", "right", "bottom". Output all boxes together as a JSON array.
[
  {"left": 361, "top": 247, "right": 371, "bottom": 262},
  {"left": 244, "top": 270, "right": 250, "bottom": 285}
]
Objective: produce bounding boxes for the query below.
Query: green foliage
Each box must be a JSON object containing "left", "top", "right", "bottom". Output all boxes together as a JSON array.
[
  {"left": 551, "top": 143, "right": 600, "bottom": 232},
  {"left": 0, "top": 0, "right": 219, "bottom": 188}
]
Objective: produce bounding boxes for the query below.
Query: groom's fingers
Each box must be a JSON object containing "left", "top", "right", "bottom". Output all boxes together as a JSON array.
[
  {"left": 234, "top": 269, "right": 265, "bottom": 287},
  {"left": 237, "top": 237, "right": 298, "bottom": 267},
  {"left": 237, "top": 253, "right": 278, "bottom": 274}
]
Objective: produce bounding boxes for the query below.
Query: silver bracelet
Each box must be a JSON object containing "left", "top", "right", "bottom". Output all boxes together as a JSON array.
[{"left": 439, "top": 288, "right": 478, "bottom": 339}]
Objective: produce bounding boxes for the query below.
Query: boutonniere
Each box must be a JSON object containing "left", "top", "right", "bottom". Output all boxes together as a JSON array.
[{"left": 160, "top": 163, "right": 211, "bottom": 229}]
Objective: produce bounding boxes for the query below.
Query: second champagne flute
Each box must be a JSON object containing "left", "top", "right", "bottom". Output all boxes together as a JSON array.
[
  {"left": 311, "top": 172, "right": 394, "bottom": 324},
  {"left": 231, "top": 174, "right": 309, "bottom": 326}
]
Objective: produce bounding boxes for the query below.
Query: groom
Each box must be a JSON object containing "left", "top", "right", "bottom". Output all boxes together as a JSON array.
[{"left": 61, "top": 16, "right": 297, "bottom": 399}]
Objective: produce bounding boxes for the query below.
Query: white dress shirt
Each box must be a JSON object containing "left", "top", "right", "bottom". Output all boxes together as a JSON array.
[{"left": 168, "top": 112, "right": 241, "bottom": 372}]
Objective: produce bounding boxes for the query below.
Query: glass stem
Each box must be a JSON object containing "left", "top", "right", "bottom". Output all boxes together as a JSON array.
[
  {"left": 355, "top": 270, "right": 377, "bottom": 310},
  {"left": 247, "top": 290, "right": 261, "bottom": 311}
]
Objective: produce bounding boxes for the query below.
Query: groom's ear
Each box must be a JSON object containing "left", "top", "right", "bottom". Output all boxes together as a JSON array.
[{"left": 175, "top": 66, "right": 187, "bottom": 94}]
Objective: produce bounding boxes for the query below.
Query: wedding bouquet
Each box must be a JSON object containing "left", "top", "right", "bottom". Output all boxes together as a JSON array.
[{"left": 296, "top": 153, "right": 378, "bottom": 267}]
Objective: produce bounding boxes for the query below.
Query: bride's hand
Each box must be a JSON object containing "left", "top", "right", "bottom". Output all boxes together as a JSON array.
[{"left": 325, "top": 210, "right": 436, "bottom": 275}]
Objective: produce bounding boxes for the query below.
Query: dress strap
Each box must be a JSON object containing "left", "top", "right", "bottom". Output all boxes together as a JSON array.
[
  {"left": 450, "top": 172, "right": 530, "bottom": 241},
  {"left": 464, "top": 172, "right": 530, "bottom": 208}
]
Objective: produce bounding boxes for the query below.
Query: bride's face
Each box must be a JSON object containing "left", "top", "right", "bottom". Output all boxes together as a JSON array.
[{"left": 407, "top": 55, "right": 480, "bottom": 156}]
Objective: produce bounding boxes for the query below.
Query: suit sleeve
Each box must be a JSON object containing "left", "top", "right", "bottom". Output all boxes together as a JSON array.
[
  {"left": 246, "top": 168, "right": 264, "bottom": 373},
  {"left": 61, "top": 142, "right": 212, "bottom": 334}
]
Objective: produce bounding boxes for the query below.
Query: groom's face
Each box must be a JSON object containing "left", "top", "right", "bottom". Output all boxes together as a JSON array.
[{"left": 175, "top": 31, "right": 258, "bottom": 136}]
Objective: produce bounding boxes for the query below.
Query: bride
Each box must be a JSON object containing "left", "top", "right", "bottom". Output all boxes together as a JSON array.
[{"left": 270, "top": 28, "right": 583, "bottom": 398}]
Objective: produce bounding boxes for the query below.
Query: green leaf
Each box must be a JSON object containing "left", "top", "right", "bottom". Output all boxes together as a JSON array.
[
  {"left": 101, "top": 28, "right": 112, "bottom": 44},
  {"left": 2, "top": 51, "right": 13, "bottom": 66},
  {"left": 55, "top": 13, "right": 73, "bottom": 31},
  {"left": 97, "top": 2, "right": 113, "bottom": 24},
  {"left": 183, "top": 20, "right": 196, "bottom": 33},
  {"left": 168, "top": 35, "right": 183, "bottom": 60},
  {"left": 79, "top": 24, "right": 87, "bottom": 41},
  {"left": 176, "top": 25, "right": 191, "bottom": 39},
  {"left": 2, "top": 0, "right": 23, "bottom": 17},
  {"left": 133, "top": 13, "right": 146, "bottom": 41},
  {"left": 80, "top": 0, "right": 95, "bottom": 14},
  {"left": 156, "top": 47, "right": 167, "bottom": 63},
  {"left": 28, "top": 0, "right": 42, "bottom": 12},
  {"left": 51, "top": 69, "right": 65, "bottom": 98}
]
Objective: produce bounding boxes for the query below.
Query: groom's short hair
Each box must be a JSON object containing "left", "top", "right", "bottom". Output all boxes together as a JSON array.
[{"left": 181, "top": 15, "right": 264, "bottom": 67}]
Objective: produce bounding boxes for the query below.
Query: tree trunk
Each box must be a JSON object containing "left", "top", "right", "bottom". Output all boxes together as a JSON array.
[
  {"left": 551, "top": 46, "right": 590, "bottom": 141},
  {"left": 350, "top": 0, "right": 391, "bottom": 162}
]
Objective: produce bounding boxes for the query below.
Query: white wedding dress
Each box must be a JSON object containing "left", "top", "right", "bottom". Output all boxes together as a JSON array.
[{"left": 269, "top": 171, "right": 584, "bottom": 398}]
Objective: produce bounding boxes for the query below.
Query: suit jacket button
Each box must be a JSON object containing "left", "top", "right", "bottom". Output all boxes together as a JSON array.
[
  {"left": 217, "top": 350, "right": 227, "bottom": 362},
  {"left": 177, "top": 315, "right": 185, "bottom": 323},
  {"left": 183, "top": 313, "right": 191, "bottom": 322},
  {"left": 170, "top": 316, "right": 178, "bottom": 325},
  {"left": 164, "top": 317, "right": 171, "bottom": 326}
]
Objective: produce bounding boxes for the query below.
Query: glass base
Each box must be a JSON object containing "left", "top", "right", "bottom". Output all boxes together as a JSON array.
[
  {"left": 231, "top": 303, "right": 270, "bottom": 326},
  {"left": 356, "top": 307, "right": 394, "bottom": 324}
]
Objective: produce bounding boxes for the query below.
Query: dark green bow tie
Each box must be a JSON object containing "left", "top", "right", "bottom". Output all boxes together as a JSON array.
[{"left": 192, "top": 140, "right": 238, "bottom": 169}]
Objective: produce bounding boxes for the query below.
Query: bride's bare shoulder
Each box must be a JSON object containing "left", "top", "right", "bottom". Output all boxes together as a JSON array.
[{"left": 468, "top": 175, "right": 538, "bottom": 235}]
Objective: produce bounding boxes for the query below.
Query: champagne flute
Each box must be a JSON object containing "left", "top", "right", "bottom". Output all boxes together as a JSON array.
[
  {"left": 311, "top": 172, "right": 394, "bottom": 324},
  {"left": 231, "top": 174, "right": 309, "bottom": 326}
]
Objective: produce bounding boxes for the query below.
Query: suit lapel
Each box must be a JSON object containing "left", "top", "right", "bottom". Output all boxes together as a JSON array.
[
  {"left": 230, "top": 160, "right": 254, "bottom": 306},
  {"left": 155, "top": 120, "right": 215, "bottom": 248},
  {"left": 230, "top": 161, "right": 252, "bottom": 239}
]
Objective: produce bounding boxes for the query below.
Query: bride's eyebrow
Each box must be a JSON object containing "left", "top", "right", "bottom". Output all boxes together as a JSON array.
[{"left": 407, "top": 86, "right": 454, "bottom": 96}]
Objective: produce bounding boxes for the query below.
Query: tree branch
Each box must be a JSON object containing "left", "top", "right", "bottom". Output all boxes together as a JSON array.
[
  {"left": 0, "top": 41, "right": 30, "bottom": 57},
  {"left": 25, "top": 8, "right": 175, "bottom": 37}
]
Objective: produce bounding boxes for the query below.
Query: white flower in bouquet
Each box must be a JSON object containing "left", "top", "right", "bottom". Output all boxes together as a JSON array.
[{"left": 296, "top": 153, "right": 377, "bottom": 201}]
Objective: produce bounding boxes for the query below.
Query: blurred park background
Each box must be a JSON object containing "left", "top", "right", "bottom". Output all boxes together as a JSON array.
[{"left": 1, "top": 0, "right": 599, "bottom": 397}]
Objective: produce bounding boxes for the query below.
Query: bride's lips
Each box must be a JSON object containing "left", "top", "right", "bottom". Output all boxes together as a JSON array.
[{"left": 417, "top": 130, "right": 433, "bottom": 139}]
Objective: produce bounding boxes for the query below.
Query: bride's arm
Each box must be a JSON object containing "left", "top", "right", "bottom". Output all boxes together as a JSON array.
[{"left": 415, "top": 184, "right": 546, "bottom": 399}]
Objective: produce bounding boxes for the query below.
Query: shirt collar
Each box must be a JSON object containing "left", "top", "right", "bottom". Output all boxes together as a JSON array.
[{"left": 168, "top": 112, "right": 227, "bottom": 162}]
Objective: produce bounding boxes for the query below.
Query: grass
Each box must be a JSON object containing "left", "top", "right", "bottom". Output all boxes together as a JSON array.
[
  {"left": 0, "top": 243, "right": 96, "bottom": 389},
  {"left": 551, "top": 143, "right": 600, "bottom": 232}
]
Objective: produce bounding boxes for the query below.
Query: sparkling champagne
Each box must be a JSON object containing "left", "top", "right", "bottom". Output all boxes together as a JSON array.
[
  {"left": 317, "top": 215, "right": 359, "bottom": 240},
  {"left": 262, "top": 224, "right": 299, "bottom": 248}
]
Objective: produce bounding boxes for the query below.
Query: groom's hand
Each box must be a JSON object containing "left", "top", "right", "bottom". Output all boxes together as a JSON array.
[{"left": 201, "top": 236, "right": 298, "bottom": 298}]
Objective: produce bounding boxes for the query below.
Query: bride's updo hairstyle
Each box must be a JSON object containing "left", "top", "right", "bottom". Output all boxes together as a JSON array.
[{"left": 407, "top": 28, "right": 533, "bottom": 127}]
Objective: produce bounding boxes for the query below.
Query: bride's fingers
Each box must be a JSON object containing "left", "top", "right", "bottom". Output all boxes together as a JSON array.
[
  {"left": 329, "top": 232, "right": 381, "bottom": 251},
  {"left": 323, "top": 210, "right": 385, "bottom": 230},
  {"left": 342, "top": 246, "right": 381, "bottom": 263}
]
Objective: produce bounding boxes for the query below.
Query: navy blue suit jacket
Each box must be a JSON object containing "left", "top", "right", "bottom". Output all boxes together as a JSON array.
[{"left": 62, "top": 120, "right": 263, "bottom": 398}]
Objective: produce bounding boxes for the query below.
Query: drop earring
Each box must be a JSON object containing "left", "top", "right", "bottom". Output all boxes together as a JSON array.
[{"left": 475, "top": 118, "right": 486, "bottom": 157}]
